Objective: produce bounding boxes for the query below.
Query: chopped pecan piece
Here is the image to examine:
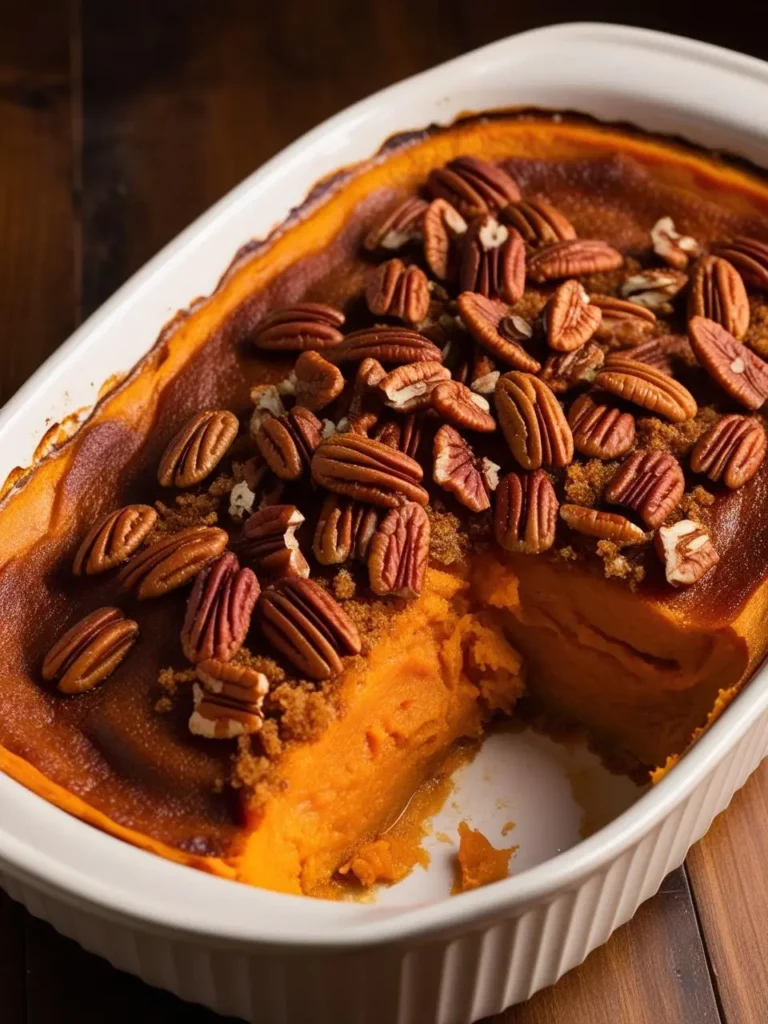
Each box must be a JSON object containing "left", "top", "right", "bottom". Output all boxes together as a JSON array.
[
  {"left": 257, "top": 577, "right": 361, "bottom": 680},
  {"left": 243, "top": 505, "right": 309, "bottom": 578},
  {"left": 501, "top": 198, "right": 576, "bottom": 246},
  {"left": 282, "top": 351, "right": 344, "bottom": 412},
  {"left": 459, "top": 216, "right": 525, "bottom": 303},
  {"left": 568, "top": 393, "right": 635, "bottom": 460},
  {"left": 539, "top": 342, "right": 604, "bottom": 394},
  {"left": 249, "top": 384, "right": 287, "bottom": 439},
  {"left": 432, "top": 380, "right": 496, "bottom": 432},
  {"left": 42, "top": 607, "right": 139, "bottom": 695},
  {"left": 313, "top": 493, "right": 378, "bottom": 564},
  {"left": 157, "top": 410, "right": 239, "bottom": 488},
  {"left": 712, "top": 237, "right": 768, "bottom": 290},
  {"left": 378, "top": 360, "right": 451, "bottom": 413},
  {"left": 605, "top": 449, "right": 685, "bottom": 529},
  {"left": 312, "top": 433, "right": 428, "bottom": 508},
  {"left": 650, "top": 216, "right": 700, "bottom": 270},
  {"left": 655, "top": 519, "right": 719, "bottom": 586},
  {"left": 591, "top": 294, "right": 656, "bottom": 345},
  {"left": 330, "top": 327, "right": 442, "bottom": 366},
  {"left": 433, "top": 424, "right": 497, "bottom": 512},
  {"left": 73, "top": 504, "right": 157, "bottom": 576},
  {"left": 427, "top": 155, "right": 521, "bottom": 218},
  {"left": 690, "top": 414, "right": 767, "bottom": 489},
  {"left": 596, "top": 357, "right": 697, "bottom": 422},
  {"left": 181, "top": 552, "right": 259, "bottom": 664},
  {"left": 457, "top": 292, "right": 539, "bottom": 372},
  {"left": 560, "top": 505, "right": 646, "bottom": 545},
  {"left": 620, "top": 334, "right": 693, "bottom": 376},
  {"left": 494, "top": 372, "right": 573, "bottom": 470},
  {"left": 494, "top": 470, "right": 558, "bottom": 554},
  {"left": 621, "top": 268, "right": 688, "bottom": 314},
  {"left": 527, "top": 239, "right": 623, "bottom": 283},
  {"left": 253, "top": 302, "right": 345, "bottom": 351},
  {"left": 363, "top": 196, "right": 428, "bottom": 252},
  {"left": 423, "top": 198, "right": 468, "bottom": 280},
  {"left": 545, "top": 280, "right": 602, "bottom": 352},
  {"left": 120, "top": 526, "right": 228, "bottom": 599},
  {"left": 255, "top": 406, "right": 322, "bottom": 481},
  {"left": 368, "top": 502, "right": 430, "bottom": 598},
  {"left": 688, "top": 316, "right": 768, "bottom": 410},
  {"left": 190, "top": 659, "right": 269, "bottom": 739},
  {"left": 366, "top": 259, "right": 430, "bottom": 325},
  {"left": 688, "top": 256, "right": 750, "bottom": 339}
]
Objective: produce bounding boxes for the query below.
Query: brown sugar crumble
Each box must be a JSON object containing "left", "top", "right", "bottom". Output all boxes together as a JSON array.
[
  {"left": 678, "top": 486, "right": 716, "bottom": 524},
  {"left": 428, "top": 506, "right": 470, "bottom": 565},
  {"left": 332, "top": 568, "right": 357, "bottom": 601},
  {"left": 149, "top": 493, "right": 220, "bottom": 540},
  {"left": 636, "top": 409, "right": 718, "bottom": 457},
  {"left": 268, "top": 682, "right": 334, "bottom": 743},
  {"left": 564, "top": 459, "right": 616, "bottom": 507},
  {"left": 596, "top": 540, "right": 646, "bottom": 587}
]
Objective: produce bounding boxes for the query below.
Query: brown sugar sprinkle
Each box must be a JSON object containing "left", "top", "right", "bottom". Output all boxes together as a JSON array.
[
  {"left": 596, "top": 540, "right": 646, "bottom": 587},
  {"left": 258, "top": 719, "right": 283, "bottom": 759},
  {"left": 563, "top": 459, "right": 617, "bottom": 508},
  {"left": 427, "top": 505, "right": 470, "bottom": 565},
  {"left": 207, "top": 473, "right": 235, "bottom": 498},
  {"left": 149, "top": 493, "right": 219, "bottom": 541},
  {"left": 341, "top": 595, "right": 396, "bottom": 656},
  {"left": 746, "top": 300, "right": 768, "bottom": 359},
  {"left": 332, "top": 568, "right": 357, "bottom": 601},
  {"left": 678, "top": 486, "right": 716, "bottom": 524},
  {"left": 155, "top": 696, "right": 173, "bottom": 714},
  {"left": 636, "top": 408, "right": 719, "bottom": 457},
  {"left": 231, "top": 738, "right": 273, "bottom": 800},
  {"left": 553, "top": 545, "right": 579, "bottom": 562},
  {"left": 232, "top": 647, "right": 286, "bottom": 686},
  {"left": 157, "top": 665, "right": 197, "bottom": 698},
  {"left": 268, "top": 682, "right": 334, "bottom": 743}
]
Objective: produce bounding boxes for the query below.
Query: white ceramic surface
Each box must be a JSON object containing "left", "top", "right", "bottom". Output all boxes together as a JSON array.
[{"left": 1, "top": 22, "right": 768, "bottom": 1023}]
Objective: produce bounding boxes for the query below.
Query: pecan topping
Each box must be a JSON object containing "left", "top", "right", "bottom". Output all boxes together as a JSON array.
[
  {"left": 181, "top": 552, "right": 259, "bottom": 664},
  {"left": 313, "top": 493, "right": 378, "bottom": 564},
  {"left": 228, "top": 456, "right": 284, "bottom": 521},
  {"left": 650, "top": 216, "right": 700, "bottom": 269},
  {"left": 622, "top": 334, "right": 693, "bottom": 376},
  {"left": 368, "top": 502, "right": 430, "bottom": 598},
  {"left": 158, "top": 410, "right": 239, "bottom": 488},
  {"left": 688, "top": 316, "right": 768, "bottom": 410},
  {"left": 347, "top": 357, "right": 386, "bottom": 429},
  {"left": 527, "top": 239, "right": 623, "bottom": 283},
  {"left": 433, "top": 424, "right": 497, "bottom": 512},
  {"left": 605, "top": 449, "right": 685, "bottom": 529},
  {"left": 688, "top": 256, "right": 750, "bottom": 340},
  {"left": 494, "top": 372, "right": 573, "bottom": 470},
  {"left": 366, "top": 259, "right": 430, "bottom": 325},
  {"left": 363, "top": 196, "right": 428, "bottom": 252},
  {"left": 595, "top": 357, "right": 697, "bottom": 422},
  {"left": 712, "top": 237, "right": 768, "bottom": 290},
  {"left": 539, "top": 342, "right": 604, "bottom": 394},
  {"left": 255, "top": 406, "right": 322, "bottom": 481},
  {"left": 423, "top": 198, "right": 468, "bottom": 280},
  {"left": 378, "top": 361, "right": 450, "bottom": 413},
  {"left": 690, "top": 414, "right": 767, "bottom": 489},
  {"left": 432, "top": 380, "right": 496, "bottom": 432},
  {"left": 243, "top": 505, "right": 309, "bottom": 578},
  {"left": 591, "top": 294, "right": 656, "bottom": 345},
  {"left": 253, "top": 302, "right": 345, "bottom": 351},
  {"left": 284, "top": 350, "right": 344, "bottom": 412},
  {"left": 501, "top": 199, "right": 576, "bottom": 246},
  {"left": 257, "top": 577, "right": 361, "bottom": 680},
  {"left": 545, "top": 280, "right": 602, "bottom": 352},
  {"left": 568, "top": 393, "right": 636, "bottom": 460},
  {"left": 560, "top": 505, "right": 646, "bottom": 545},
  {"left": 312, "top": 433, "right": 428, "bottom": 508},
  {"left": 494, "top": 470, "right": 558, "bottom": 554},
  {"left": 620, "top": 269, "right": 688, "bottom": 314},
  {"left": 120, "top": 526, "right": 228, "bottom": 599},
  {"left": 73, "top": 504, "right": 157, "bottom": 576},
  {"left": 330, "top": 327, "right": 442, "bottom": 366},
  {"left": 42, "top": 607, "right": 139, "bottom": 695},
  {"left": 249, "top": 384, "right": 287, "bottom": 439},
  {"left": 398, "top": 414, "right": 422, "bottom": 460},
  {"left": 655, "top": 520, "right": 719, "bottom": 586},
  {"left": 457, "top": 292, "right": 540, "bottom": 372},
  {"left": 427, "top": 155, "right": 521, "bottom": 218},
  {"left": 190, "top": 660, "right": 269, "bottom": 739},
  {"left": 458, "top": 216, "right": 525, "bottom": 303}
]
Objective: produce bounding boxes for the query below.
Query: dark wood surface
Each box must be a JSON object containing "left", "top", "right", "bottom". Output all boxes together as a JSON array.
[{"left": 2, "top": 2, "right": 768, "bottom": 1021}]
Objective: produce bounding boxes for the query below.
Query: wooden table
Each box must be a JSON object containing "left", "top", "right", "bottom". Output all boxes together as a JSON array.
[{"left": 2, "top": 3, "right": 768, "bottom": 1021}]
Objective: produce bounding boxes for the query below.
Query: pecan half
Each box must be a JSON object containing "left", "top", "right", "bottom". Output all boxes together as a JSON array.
[
  {"left": 712, "top": 237, "right": 768, "bottom": 290},
  {"left": 655, "top": 520, "right": 719, "bottom": 586},
  {"left": 366, "top": 259, "right": 430, "bottom": 325},
  {"left": 243, "top": 505, "right": 309, "bottom": 578},
  {"left": 285, "top": 350, "right": 344, "bottom": 412},
  {"left": 591, "top": 294, "right": 656, "bottom": 345},
  {"left": 457, "top": 292, "right": 540, "bottom": 372},
  {"left": 621, "top": 334, "right": 693, "bottom": 376},
  {"left": 690, "top": 414, "right": 767, "bottom": 489},
  {"left": 433, "top": 424, "right": 496, "bottom": 512},
  {"left": 545, "top": 280, "right": 602, "bottom": 352},
  {"left": 495, "top": 372, "right": 573, "bottom": 470},
  {"left": 688, "top": 317, "right": 768, "bottom": 410},
  {"left": 688, "top": 256, "right": 750, "bottom": 339},
  {"left": 432, "top": 379, "right": 496, "bottom": 432},
  {"left": 423, "top": 198, "right": 468, "bottom": 280},
  {"left": 257, "top": 577, "right": 361, "bottom": 680},
  {"left": 313, "top": 493, "right": 379, "bottom": 564},
  {"left": 256, "top": 406, "right": 322, "bottom": 481},
  {"left": 539, "top": 342, "right": 604, "bottom": 394},
  {"left": 73, "top": 504, "right": 157, "bottom": 575},
  {"left": 157, "top": 410, "right": 239, "bottom": 488},
  {"left": 650, "top": 217, "right": 700, "bottom": 270},
  {"left": 527, "top": 239, "right": 623, "bottom": 283},
  {"left": 347, "top": 357, "right": 386, "bottom": 429},
  {"left": 595, "top": 357, "right": 697, "bottom": 422},
  {"left": 253, "top": 302, "right": 345, "bottom": 351},
  {"left": 363, "top": 196, "right": 428, "bottom": 252},
  {"left": 494, "top": 470, "right": 558, "bottom": 554},
  {"left": 42, "top": 607, "right": 139, "bottom": 694},
  {"left": 181, "top": 552, "right": 259, "bottom": 664},
  {"left": 312, "top": 433, "right": 428, "bottom": 507},
  {"left": 427, "top": 155, "right": 521, "bottom": 218},
  {"left": 120, "top": 526, "right": 228, "bottom": 599},
  {"left": 560, "top": 505, "right": 646, "bottom": 545},
  {"left": 501, "top": 198, "right": 576, "bottom": 246},
  {"left": 605, "top": 449, "right": 685, "bottom": 528},
  {"left": 190, "top": 659, "right": 269, "bottom": 739},
  {"left": 459, "top": 216, "right": 525, "bottom": 303},
  {"left": 568, "top": 393, "right": 635, "bottom": 460},
  {"left": 621, "top": 268, "right": 688, "bottom": 314},
  {"left": 368, "top": 502, "right": 430, "bottom": 598},
  {"left": 378, "top": 361, "right": 451, "bottom": 413},
  {"left": 330, "top": 327, "right": 442, "bottom": 366}
]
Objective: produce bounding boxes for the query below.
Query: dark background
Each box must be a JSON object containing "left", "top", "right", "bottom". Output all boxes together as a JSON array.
[{"left": 3, "top": 2, "right": 768, "bottom": 1021}]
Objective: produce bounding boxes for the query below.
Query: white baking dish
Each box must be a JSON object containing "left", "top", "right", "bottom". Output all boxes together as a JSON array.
[{"left": 1, "top": 21, "right": 768, "bottom": 1023}]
